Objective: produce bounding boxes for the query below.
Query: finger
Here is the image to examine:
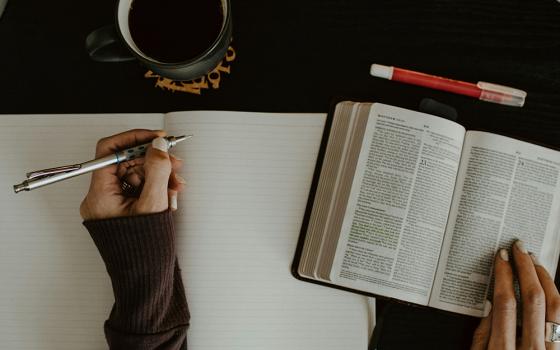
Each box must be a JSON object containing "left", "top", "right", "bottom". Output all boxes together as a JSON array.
[
  {"left": 116, "top": 158, "right": 146, "bottom": 178},
  {"left": 92, "top": 129, "right": 166, "bottom": 185},
  {"left": 169, "top": 172, "right": 186, "bottom": 192},
  {"left": 489, "top": 249, "right": 517, "bottom": 350},
  {"left": 533, "top": 255, "right": 560, "bottom": 317},
  {"left": 168, "top": 189, "right": 178, "bottom": 211},
  {"left": 115, "top": 162, "right": 146, "bottom": 198},
  {"left": 170, "top": 155, "right": 184, "bottom": 185},
  {"left": 471, "top": 300, "right": 493, "bottom": 350},
  {"left": 116, "top": 152, "right": 180, "bottom": 181},
  {"left": 170, "top": 153, "right": 184, "bottom": 170},
  {"left": 133, "top": 137, "right": 172, "bottom": 215},
  {"left": 532, "top": 254, "right": 560, "bottom": 350},
  {"left": 512, "top": 240, "right": 546, "bottom": 348},
  {"left": 118, "top": 165, "right": 184, "bottom": 193},
  {"left": 95, "top": 129, "right": 166, "bottom": 158},
  {"left": 123, "top": 166, "right": 146, "bottom": 188}
]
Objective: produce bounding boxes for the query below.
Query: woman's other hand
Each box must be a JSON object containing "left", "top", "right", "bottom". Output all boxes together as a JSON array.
[{"left": 471, "top": 240, "right": 560, "bottom": 350}]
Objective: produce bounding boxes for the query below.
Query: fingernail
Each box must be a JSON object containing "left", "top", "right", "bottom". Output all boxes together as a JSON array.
[
  {"left": 483, "top": 299, "right": 492, "bottom": 317},
  {"left": 175, "top": 174, "right": 187, "bottom": 184},
  {"left": 499, "top": 249, "right": 509, "bottom": 261},
  {"left": 515, "top": 240, "right": 528, "bottom": 254},
  {"left": 152, "top": 137, "right": 169, "bottom": 152},
  {"left": 530, "top": 253, "right": 541, "bottom": 266},
  {"left": 170, "top": 193, "right": 178, "bottom": 210}
]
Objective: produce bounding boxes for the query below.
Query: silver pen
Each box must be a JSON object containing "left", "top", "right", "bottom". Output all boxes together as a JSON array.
[{"left": 13, "top": 135, "right": 192, "bottom": 193}]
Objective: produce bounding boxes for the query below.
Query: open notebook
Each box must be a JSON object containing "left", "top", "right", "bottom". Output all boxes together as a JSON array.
[{"left": 0, "top": 111, "right": 374, "bottom": 350}]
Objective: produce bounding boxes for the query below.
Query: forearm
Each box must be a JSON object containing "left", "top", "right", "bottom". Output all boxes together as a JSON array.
[{"left": 84, "top": 210, "right": 189, "bottom": 350}]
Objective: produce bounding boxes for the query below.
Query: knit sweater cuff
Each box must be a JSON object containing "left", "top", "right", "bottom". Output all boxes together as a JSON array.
[
  {"left": 84, "top": 210, "right": 176, "bottom": 277},
  {"left": 83, "top": 210, "right": 189, "bottom": 334}
]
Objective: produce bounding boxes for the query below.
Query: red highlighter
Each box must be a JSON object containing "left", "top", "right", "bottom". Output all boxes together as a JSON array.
[{"left": 370, "top": 64, "right": 526, "bottom": 107}]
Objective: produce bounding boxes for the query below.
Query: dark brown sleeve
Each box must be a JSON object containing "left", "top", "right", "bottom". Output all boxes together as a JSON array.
[{"left": 84, "top": 210, "right": 190, "bottom": 350}]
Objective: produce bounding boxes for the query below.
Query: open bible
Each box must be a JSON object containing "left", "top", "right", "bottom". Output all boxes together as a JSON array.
[{"left": 294, "top": 101, "right": 560, "bottom": 317}]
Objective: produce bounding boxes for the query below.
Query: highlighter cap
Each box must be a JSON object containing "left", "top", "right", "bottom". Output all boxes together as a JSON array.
[
  {"left": 370, "top": 64, "right": 394, "bottom": 80},
  {"left": 477, "top": 81, "right": 526, "bottom": 107}
]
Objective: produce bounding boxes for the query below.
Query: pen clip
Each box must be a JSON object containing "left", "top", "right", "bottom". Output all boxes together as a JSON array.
[{"left": 26, "top": 164, "right": 82, "bottom": 180}]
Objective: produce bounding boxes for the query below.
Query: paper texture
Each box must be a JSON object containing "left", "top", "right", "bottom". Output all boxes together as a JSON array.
[
  {"left": 0, "top": 114, "right": 163, "bottom": 349},
  {"left": 430, "top": 131, "right": 560, "bottom": 316},
  {"left": 330, "top": 103, "right": 465, "bottom": 305},
  {"left": 0, "top": 112, "right": 371, "bottom": 349},
  {"left": 165, "top": 111, "right": 369, "bottom": 350}
]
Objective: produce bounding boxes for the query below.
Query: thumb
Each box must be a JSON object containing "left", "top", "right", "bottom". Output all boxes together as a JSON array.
[{"left": 134, "top": 137, "right": 172, "bottom": 215}]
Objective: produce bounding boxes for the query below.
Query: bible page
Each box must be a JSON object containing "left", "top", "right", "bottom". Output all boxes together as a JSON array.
[
  {"left": 0, "top": 114, "right": 164, "bottom": 349},
  {"left": 430, "top": 131, "right": 560, "bottom": 316},
  {"left": 330, "top": 103, "right": 466, "bottom": 305},
  {"left": 164, "top": 111, "right": 371, "bottom": 350}
]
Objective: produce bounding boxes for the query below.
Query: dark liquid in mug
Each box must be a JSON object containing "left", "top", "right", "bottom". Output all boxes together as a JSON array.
[{"left": 129, "top": 0, "right": 223, "bottom": 63}]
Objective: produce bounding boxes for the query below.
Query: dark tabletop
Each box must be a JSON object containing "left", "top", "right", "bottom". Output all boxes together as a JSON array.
[{"left": 1, "top": 0, "right": 560, "bottom": 349}]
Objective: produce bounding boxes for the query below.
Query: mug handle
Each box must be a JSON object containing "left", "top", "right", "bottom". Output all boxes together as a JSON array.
[{"left": 85, "top": 25, "right": 135, "bottom": 62}]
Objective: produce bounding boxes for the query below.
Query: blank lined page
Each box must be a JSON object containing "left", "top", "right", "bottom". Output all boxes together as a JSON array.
[
  {"left": 165, "top": 111, "right": 369, "bottom": 350},
  {"left": 0, "top": 114, "right": 163, "bottom": 349}
]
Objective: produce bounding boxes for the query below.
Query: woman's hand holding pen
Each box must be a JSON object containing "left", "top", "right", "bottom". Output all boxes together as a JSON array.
[
  {"left": 471, "top": 240, "right": 560, "bottom": 350},
  {"left": 80, "top": 129, "right": 186, "bottom": 220}
]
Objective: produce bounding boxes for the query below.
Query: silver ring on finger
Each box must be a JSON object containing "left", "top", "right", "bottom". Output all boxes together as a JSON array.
[
  {"left": 120, "top": 179, "right": 141, "bottom": 197},
  {"left": 545, "top": 322, "right": 560, "bottom": 342}
]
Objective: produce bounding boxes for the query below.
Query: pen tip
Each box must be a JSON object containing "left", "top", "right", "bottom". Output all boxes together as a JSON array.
[{"left": 175, "top": 135, "right": 193, "bottom": 143}]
